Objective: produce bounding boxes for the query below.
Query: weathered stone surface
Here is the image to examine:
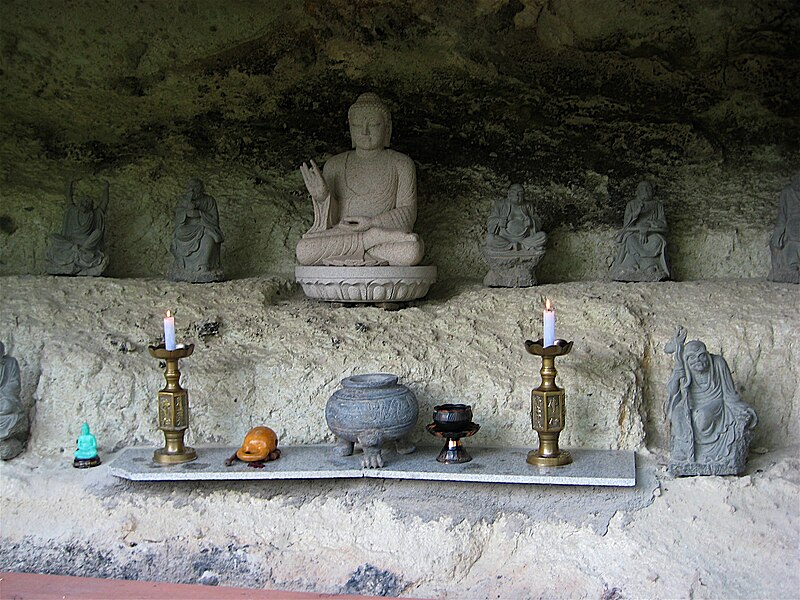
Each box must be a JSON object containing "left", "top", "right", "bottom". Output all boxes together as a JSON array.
[
  {"left": 1, "top": 2, "right": 797, "bottom": 280},
  {"left": 1, "top": 1, "right": 799, "bottom": 594},
  {"left": 0, "top": 277, "right": 797, "bottom": 458},
  {"left": 0, "top": 448, "right": 797, "bottom": 598}
]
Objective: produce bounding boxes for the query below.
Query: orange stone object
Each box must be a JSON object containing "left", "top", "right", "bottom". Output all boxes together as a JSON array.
[{"left": 236, "top": 426, "right": 279, "bottom": 462}]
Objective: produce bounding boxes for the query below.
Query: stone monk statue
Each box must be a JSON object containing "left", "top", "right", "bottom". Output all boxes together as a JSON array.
[
  {"left": 47, "top": 180, "right": 109, "bottom": 276},
  {"left": 483, "top": 184, "right": 547, "bottom": 287},
  {"left": 0, "top": 341, "right": 28, "bottom": 460},
  {"left": 664, "top": 326, "right": 757, "bottom": 476},
  {"left": 297, "top": 92, "right": 424, "bottom": 267},
  {"left": 610, "top": 181, "right": 669, "bottom": 282},
  {"left": 169, "top": 178, "right": 225, "bottom": 283},
  {"left": 486, "top": 184, "right": 547, "bottom": 253},
  {"left": 768, "top": 171, "right": 800, "bottom": 284}
]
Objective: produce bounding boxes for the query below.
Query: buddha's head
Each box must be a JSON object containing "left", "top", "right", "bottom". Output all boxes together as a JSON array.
[
  {"left": 348, "top": 93, "right": 392, "bottom": 150},
  {"left": 186, "top": 178, "right": 204, "bottom": 197},
  {"left": 685, "top": 340, "right": 710, "bottom": 374},
  {"left": 77, "top": 195, "right": 93, "bottom": 211},
  {"left": 507, "top": 184, "right": 525, "bottom": 205},
  {"left": 77, "top": 423, "right": 96, "bottom": 450},
  {"left": 636, "top": 181, "right": 654, "bottom": 201}
]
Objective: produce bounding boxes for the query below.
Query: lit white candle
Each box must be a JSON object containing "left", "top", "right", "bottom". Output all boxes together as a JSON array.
[
  {"left": 543, "top": 299, "right": 556, "bottom": 347},
  {"left": 164, "top": 310, "right": 176, "bottom": 351}
]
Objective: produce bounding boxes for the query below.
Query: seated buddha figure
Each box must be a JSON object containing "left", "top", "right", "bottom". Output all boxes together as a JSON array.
[
  {"left": 486, "top": 184, "right": 547, "bottom": 254},
  {"left": 610, "top": 181, "right": 669, "bottom": 282},
  {"left": 169, "top": 178, "right": 225, "bottom": 283},
  {"left": 73, "top": 422, "right": 101, "bottom": 468},
  {"left": 297, "top": 93, "right": 424, "bottom": 267},
  {"left": 482, "top": 184, "right": 547, "bottom": 287}
]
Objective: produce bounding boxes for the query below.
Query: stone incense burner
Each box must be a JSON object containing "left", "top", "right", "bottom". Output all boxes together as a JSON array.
[{"left": 325, "top": 373, "right": 418, "bottom": 468}]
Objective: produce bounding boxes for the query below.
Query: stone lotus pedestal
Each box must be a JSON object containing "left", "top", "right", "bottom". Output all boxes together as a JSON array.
[
  {"left": 483, "top": 250, "right": 544, "bottom": 287},
  {"left": 295, "top": 265, "right": 437, "bottom": 303}
]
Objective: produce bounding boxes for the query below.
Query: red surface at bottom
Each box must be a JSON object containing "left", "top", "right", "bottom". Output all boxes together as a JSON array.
[{"left": 0, "top": 571, "right": 399, "bottom": 600}]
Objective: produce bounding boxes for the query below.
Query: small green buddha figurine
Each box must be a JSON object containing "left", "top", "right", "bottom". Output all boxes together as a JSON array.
[{"left": 73, "top": 422, "right": 101, "bottom": 468}]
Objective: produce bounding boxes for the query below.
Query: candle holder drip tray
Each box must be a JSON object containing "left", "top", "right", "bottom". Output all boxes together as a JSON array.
[{"left": 110, "top": 445, "right": 636, "bottom": 487}]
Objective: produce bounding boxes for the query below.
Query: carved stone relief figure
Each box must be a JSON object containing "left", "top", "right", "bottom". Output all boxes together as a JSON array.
[
  {"left": 768, "top": 171, "right": 800, "bottom": 284},
  {"left": 0, "top": 341, "right": 29, "bottom": 460},
  {"left": 168, "top": 178, "right": 225, "bottom": 283},
  {"left": 47, "top": 180, "right": 109, "bottom": 276},
  {"left": 483, "top": 183, "right": 547, "bottom": 287},
  {"left": 610, "top": 181, "right": 669, "bottom": 282}
]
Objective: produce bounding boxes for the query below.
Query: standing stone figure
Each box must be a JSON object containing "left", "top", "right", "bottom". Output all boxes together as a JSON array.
[
  {"left": 768, "top": 171, "right": 800, "bottom": 284},
  {"left": 169, "top": 178, "right": 225, "bottom": 283},
  {"left": 296, "top": 92, "right": 425, "bottom": 267},
  {"left": 46, "top": 180, "right": 109, "bottom": 276},
  {"left": 610, "top": 181, "right": 669, "bottom": 282},
  {"left": 664, "top": 326, "right": 757, "bottom": 476},
  {"left": 0, "top": 341, "right": 29, "bottom": 460},
  {"left": 483, "top": 183, "right": 547, "bottom": 287}
]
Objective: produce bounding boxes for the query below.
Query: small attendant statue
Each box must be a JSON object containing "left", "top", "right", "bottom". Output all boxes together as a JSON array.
[
  {"left": 768, "top": 171, "right": 800, "bottom": 284},
  {"left": 297, "top": 92, "right": 425, "bottom": 267},
  {"left": 47, "top": 180, "right": 109, "bottom": 276},
  {"left": 169, "top": 178, "right": 225, "bottom": 283},
  {"left": 0, "top": 341, "right": 29, "bottom": 460},
  {"left": 73, "top": 422, "right": 101, "bottom": 468},
  {"left": 483, "top": 184, "right": 547, "bottom": 287},
  {"left": 610, "top": 181, "right": 669, "bottom": 282},
  {"left": 664, "top": 326, "right": 757, "bottom": 476}
]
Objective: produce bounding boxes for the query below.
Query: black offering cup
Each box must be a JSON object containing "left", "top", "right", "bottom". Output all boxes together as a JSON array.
[{"left": 433, "top": 404, "right": 473, "bottom": 431}]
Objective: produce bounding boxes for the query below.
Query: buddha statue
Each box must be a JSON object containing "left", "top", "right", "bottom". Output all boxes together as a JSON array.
[
  {"left": 768, "top": 171, "right": 800, "bottom": 284},
  {"left": 295, "top": 93, "right": 436, "bottom": 303},
  {"left": 46, "top": 180, "right": 109, "bottom": 276},
  {"left": 0, "top": 341, "right": 28, "bottom": 460},
  {"left": 297, "top": 93, "right": 424, "bottom": 267},
  {"left": 73, "top": 422, "right": 101, "bottom": 468},
  {"left": 483, "top": 184, "right": 548, "bottom": 287},
  {"left": 168, "top": 178, "right": 225, "bottom": 283},
  {"left": 610, "top": 181, "right": 669, "bottom": 282},
  {"left": 664, "top": 326, "right": 758, "bottom": 476}
]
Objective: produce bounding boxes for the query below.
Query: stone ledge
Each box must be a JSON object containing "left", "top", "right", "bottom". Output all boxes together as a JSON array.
[{"left": 109, "top": 445, "right": 636, "bottom": 487}]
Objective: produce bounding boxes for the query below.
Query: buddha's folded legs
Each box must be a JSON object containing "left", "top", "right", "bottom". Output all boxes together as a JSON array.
[{"left": 296, "top": 227, "right": 424, "bottom": 267}]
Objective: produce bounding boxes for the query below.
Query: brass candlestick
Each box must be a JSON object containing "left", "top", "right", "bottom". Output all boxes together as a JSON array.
[
  {"left": 148, "top": 343, "right": 197, "bottom": 465},
  {"left": 524, "top": 338, "right": 573, "bottom": 467}
]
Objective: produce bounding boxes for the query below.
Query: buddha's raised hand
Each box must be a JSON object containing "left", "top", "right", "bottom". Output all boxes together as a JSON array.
[{"left": 300, "top": 159, "right": 329, "bottom": 204}]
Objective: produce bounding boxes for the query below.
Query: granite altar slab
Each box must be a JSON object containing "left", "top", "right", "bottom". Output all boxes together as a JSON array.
[{"left": 110, "top": 445, "right": 636, "bottom": 487}]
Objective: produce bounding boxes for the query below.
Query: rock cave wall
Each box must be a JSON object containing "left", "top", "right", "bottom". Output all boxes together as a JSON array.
[
  {"left": 1, "top": 2, "right": 799, "bottom": 598},
  {"left": 1, "top": 0, "right": 798, "bottom": 279}
]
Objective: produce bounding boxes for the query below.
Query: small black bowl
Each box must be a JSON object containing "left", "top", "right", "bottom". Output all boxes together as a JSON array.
[{"left": 433, "top": 404, "right": 473, "bottom": 432}]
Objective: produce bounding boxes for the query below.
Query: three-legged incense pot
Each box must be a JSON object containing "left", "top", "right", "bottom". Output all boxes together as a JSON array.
[
  {"left": 525, "top": 338, "right": 573, "bottom": 467},
  {"left": 148, "top": 343, "right": 197, "bottom": 465}
]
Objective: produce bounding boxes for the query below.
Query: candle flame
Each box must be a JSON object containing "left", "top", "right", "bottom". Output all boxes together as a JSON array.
[
  {"left": 545, "top": 298, "right": 552, "bottom": 311},
  {"left": 165, "top": 310, "right": 172, "bottom": 318}
]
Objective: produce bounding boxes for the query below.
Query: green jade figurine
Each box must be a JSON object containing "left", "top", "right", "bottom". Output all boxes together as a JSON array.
[{"left": 73, "top": 422, "right": 101, "bottom": 468}]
